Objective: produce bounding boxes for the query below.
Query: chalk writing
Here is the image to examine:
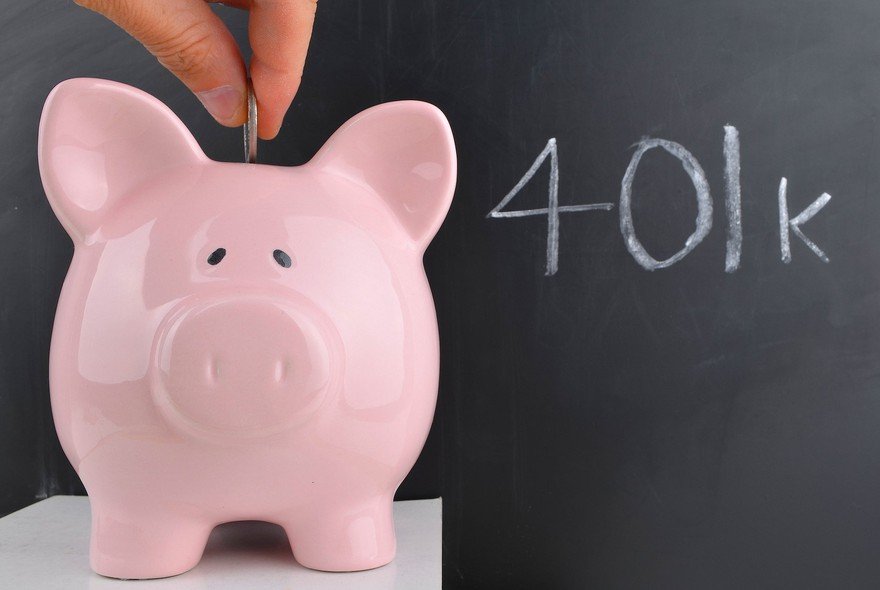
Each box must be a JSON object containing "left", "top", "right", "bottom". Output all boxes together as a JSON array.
[
  {"left": 489, "top": 126, "right": 832, "bottom": 274},
  {"left": 778, "top": 177, "right": 831, "bottom": 263},
  {"left": 619, "top": 138, "right": 712, "bottom": 271},
  {"left": 487, "top": 138, "right": 614, "bottom": 276},
  {"left": 723, "top": 125, "right": 742, "bottom": 273}
]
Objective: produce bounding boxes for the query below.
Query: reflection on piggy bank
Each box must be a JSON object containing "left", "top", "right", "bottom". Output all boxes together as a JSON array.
[{"left": 37, "top": 78, "right": 455, "bottom": 579}]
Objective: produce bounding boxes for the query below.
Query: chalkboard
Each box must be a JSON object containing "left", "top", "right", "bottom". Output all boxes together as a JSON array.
[{"left": 3, "top": 1, "right": 880, "bottom": 588}]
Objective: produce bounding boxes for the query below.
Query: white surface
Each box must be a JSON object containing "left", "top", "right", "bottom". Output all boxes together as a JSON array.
[{"left": 0, "top": 496, "right": 441, "bottom": 589}]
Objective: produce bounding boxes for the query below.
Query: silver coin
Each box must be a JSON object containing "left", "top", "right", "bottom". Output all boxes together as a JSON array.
[{"left": 243, "top": 78, "right": 257, "bottom": 164}]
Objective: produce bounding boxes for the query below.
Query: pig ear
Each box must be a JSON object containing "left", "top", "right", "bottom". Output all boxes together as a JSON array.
[
  {"left": 38, "top": 78, "right": 205, "bottom": 242},
  {"left": 311, "top": 101, "right": 456, "bottom": 246}
]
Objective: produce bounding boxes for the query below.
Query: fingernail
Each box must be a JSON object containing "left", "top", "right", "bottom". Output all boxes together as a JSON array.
[{"left": 196, "top": 85, "right": 242, "bottom": 123}]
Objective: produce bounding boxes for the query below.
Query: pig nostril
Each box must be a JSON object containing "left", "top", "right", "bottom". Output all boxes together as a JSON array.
[
  {"left": 206, "top": 357, "right": 221, "bottom": 384},
  {"left": 273, "top": 359, "right": 290, "bottom": 384}
]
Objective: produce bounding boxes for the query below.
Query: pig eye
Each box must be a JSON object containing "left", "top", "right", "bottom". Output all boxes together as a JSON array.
[
  {"left": 207, "top": 248, "right": 226, "bottom": 265},
  {"left": 273, "top": 249, "right": 292, "bottom": 268}
]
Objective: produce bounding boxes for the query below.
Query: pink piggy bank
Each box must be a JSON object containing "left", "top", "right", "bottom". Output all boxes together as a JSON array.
[{"left": 37, "top": 78, "right": 455, "bottom": 579}]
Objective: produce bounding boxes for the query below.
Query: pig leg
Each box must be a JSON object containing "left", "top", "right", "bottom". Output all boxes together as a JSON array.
[
  {"left": 283, "top": 494, "right": 397, "bottom": 572},
  {"left": 89, "top": 500, "right": 213, "bottom": 579}
]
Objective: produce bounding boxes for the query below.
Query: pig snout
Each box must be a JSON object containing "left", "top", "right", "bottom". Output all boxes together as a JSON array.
[{"left": 150, "top": 297, "right": 335, "bottom": 438}]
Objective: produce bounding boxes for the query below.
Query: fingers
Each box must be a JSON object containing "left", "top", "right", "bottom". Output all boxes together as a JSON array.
[
  {"left": 76, "top": 0, "right": 248, "bottom": 127},
  {"left": 247, "top": 0, "right": 317, "bottom": 139},
  {"left": 76, "top": 0, "right": 316, "bottom": 139}
]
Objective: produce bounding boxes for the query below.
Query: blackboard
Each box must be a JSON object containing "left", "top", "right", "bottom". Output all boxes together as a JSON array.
[{"left": 3, "top": 1, "right": 880, "bottom": 588}]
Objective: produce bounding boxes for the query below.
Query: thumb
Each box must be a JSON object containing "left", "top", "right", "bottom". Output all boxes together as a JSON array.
[{"left": 76, "top": 0, "right": 248, "bottom": 126}]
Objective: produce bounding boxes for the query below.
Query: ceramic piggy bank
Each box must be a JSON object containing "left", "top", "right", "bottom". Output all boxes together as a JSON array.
[{"left": 37, "top": 78, "right": 455, "bottom": 579}]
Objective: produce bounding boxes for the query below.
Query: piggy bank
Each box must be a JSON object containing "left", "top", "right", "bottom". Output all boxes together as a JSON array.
[{"left": 37, "top": 78, "right": 455, "bottom": 579}]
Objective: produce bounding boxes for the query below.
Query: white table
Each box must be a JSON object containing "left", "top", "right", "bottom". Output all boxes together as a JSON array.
[{"left": 0, "top": 496, "right": 441, "bottom": 589}]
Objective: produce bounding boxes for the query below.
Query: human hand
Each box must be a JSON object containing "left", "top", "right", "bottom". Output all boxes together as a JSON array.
[{"left": 75, "top": 0, "right": 317, "bottom": 139}]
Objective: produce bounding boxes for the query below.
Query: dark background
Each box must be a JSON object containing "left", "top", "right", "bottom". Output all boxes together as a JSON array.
[{"left": 3, "top": 1, "right": 880, "bottom": 588}]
